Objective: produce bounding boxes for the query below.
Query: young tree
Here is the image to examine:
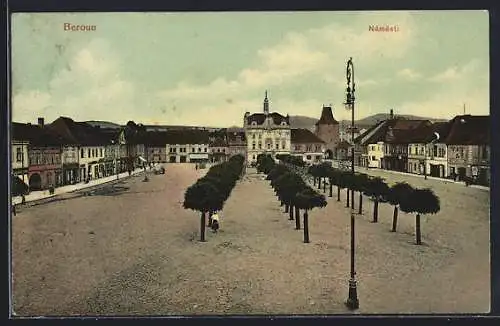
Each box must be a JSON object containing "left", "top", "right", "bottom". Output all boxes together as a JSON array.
[
  {"left": 386, "top": 182, "right": 414, "bottom": 232},
  {"left": 183, "top": 181, "right": 224, "bottom": 242},
  {"left": 399, "top": 188, "right": 440, "bottom": 245},
  {"left": 294, "top": 187, "right": 328, "bottom": 243},
  {"left": 363, "top": 177, "right": 389, "bottom": 223}
]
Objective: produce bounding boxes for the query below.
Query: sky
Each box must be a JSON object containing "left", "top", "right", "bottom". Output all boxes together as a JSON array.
[{"left": 11, "top": 11, "right": 489, "bottom": 127}]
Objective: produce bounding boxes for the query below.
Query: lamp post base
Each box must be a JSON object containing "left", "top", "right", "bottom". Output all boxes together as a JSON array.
[{"left": 345, "top": 278, "right": 359, "bottom": 310}]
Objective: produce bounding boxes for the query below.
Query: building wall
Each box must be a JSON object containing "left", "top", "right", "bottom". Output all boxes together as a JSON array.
[
  {"left": 28, "top": 147, "right": 63, "bottom": 189},
  {"left": 366, "top": 142, "right": 384, "bottom": 168},
  {"left": 166, "top": 143, "right": 210, "bottom": 163},
  {"left": 11, "top": 141, "right": 29, "bottom": 182},
  {"left": 246, "top": 128, "right": 291, "bottom": 163},
  {"left": 78, "top": 145, "right": 106, "bottom": 180},
  {"left": 314, "top": 123, "right": 339, "bottom": 153},
  {"left": 147, "top": 146, "right": 167, "bottom": 163},
  {"left": 291, "top": 142, "right": 325, "bottom": 164}
]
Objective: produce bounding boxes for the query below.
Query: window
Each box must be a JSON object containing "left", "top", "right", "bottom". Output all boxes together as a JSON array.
[
  {"left": 222, "top": 148, "right": 225, "bottom": 153},
  {"left": 192, "top": 148, "right": 195, "bottom": 152},
  {"left": 198, "top": 147, "right": 201, "bottom": 152},
  {"left": 81, "top": 149, "right": 84, "bottom": 158},
  {"left": 16, "top": 147, "right": 23, "bottom": 162},
  {"left": 433, "top": 145, "right": 438, "bottom": 157},
  {"left": 100, "top": 148, "right": 103, "bottom": 157},
  {"left": 282, "top": 142, "right": 286, "bottom": 150},
  {"left": 306, "top": 145, "right": 312, "bottom": 151},
  {"left": 371, "top": 156, "right": 376, "bottom": 161},
  {"left": 267, "top": 143, "right": 271, "bottom": 150},
  {"left": 258, "top": 134, "right": 262, "bottom": 139},
  {"left": 88, "top": 149, "right": 91, "bottom": 157},
  {"left": 275, "top": 143, "right": 279, "bottom": 150},
  {"left": 251, "top": 121, "right": 257, "bottom": 126},
  {"left": 204, "top": 148, "right": 207, "bottom": 152},
  {"left": 252, "top": 154, "right": 256, "bottom": 160},
  {"left": 306, "top": 155, "right": 312, "bottom": 160},
  {"left": 252, "top": 134, "right": 256, "bottom": 139},
  {"left": 252, "top": 143, "right": 256, "bottom": 150},
  {"left": 258, "top": 143, "right": 262, "bottom": 149},
  {"left": 217, "top": 148, "right": 221, "bottom": 153},
  {"left": 315, "top": 145, "right": 321, "bottom": 152}
]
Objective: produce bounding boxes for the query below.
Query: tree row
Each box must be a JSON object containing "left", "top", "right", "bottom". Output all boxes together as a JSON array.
[{"left": 183, "top": 154, "right": 245, "bottom": 241}]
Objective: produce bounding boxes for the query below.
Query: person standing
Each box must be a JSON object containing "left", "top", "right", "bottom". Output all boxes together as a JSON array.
[{"left": 211, "top": 211, "right": 220, "bottom": 233}]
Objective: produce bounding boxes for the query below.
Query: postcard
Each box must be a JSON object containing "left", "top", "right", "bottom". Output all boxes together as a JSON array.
[{"left": 9, "top": 11, "right": 490, "bottom": 316}]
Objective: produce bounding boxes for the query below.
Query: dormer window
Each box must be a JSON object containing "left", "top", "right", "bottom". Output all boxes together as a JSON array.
[
  {"left": 281, "top": 121, "right": 287, "bottom": 126},
  {"left": 251, "top": 121, "right": 257, "bottom": 126}
]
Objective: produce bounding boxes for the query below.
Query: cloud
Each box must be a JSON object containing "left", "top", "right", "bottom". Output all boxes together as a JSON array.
[
  {"left": 12, "top": 13, "right": 487, "bottom": 127},
  {"left": 397, "top": 68, "right": 421, "bottom": 80},
  {"left": 429, "top": 59, "right": 482, "bottom": 82},
  {"left": 158, "top": 12, "right": 418, "bottom": 123}
]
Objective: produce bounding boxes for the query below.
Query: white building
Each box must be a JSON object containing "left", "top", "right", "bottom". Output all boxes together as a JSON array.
[
  {"left": 366, "top": 141, "right": 385, "bottom": 168},
  {"left": 165, "top": 129, "right": 210, "bottom": 163},
  {"left": 244, "top": 92, "right": 291, "bottom": 164},
  {"left": 11, "top": 140, "right": 29, "bottom": 183},
  {"left": 79, "top": 145, "right": 106, "bottom": 180}
]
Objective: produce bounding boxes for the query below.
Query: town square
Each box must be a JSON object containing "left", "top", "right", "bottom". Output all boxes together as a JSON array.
[{"left": 10, "top": 11, "right": 490, "bottom": 316}]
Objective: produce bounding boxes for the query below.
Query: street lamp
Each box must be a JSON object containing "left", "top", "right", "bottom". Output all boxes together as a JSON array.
[
  {"left": 424, "top": 132, "right": 440, "bottom": 180},
  {"left": 343, "top": 57, "right": 359, "bottom": 310}
]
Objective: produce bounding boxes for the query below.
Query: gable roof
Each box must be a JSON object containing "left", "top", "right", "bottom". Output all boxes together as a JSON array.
[
  {"left": 444, "top": 115, "right": 489, "bottom": 145},
  {"left": 46, "top": 117, "right": 113, "bottom": 146},
  {"left": 12, "top": 122, "right": 65, "bottom": 146},
  {"left": 291, "top": 128, "right": 325, "bottom": 144},
  {"left": 315, "top": 106, "right": 339, "bottom": 125}
]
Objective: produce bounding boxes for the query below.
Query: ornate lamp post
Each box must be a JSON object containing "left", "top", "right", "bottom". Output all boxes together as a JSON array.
[{"left": 344, "top": 57, "right": 359, "bottom": 310}]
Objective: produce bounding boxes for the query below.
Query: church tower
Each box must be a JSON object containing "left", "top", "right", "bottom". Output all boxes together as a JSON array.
[{"left": 263, "top": 90, "right": 269, "bottom": 115}]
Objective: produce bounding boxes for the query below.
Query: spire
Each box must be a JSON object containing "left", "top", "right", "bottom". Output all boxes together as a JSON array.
[{"left": 263, "top": 90, "right": 269, "bottom": 115}]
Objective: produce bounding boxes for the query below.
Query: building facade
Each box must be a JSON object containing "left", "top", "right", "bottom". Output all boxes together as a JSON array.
[
  {"left": 11, "top": 140, "right": 29, "bottom": 184},
  {"left": 445, "top": 115, "right": 489, "bottom": 184},
  {"left": 226, "top": 129, "right": 247, "bottom": 161},
  {"left": 165, "top": 129, "right": 210, "bottom": 163},
  {"left": 244, "top": 92, "right": 291, "bottom": 165},
  {"left": 290, "top": 128, "right": 326, "bottom": 164},
  {"left": 366, "top": 142, "right": 384, "bottom": 168}
]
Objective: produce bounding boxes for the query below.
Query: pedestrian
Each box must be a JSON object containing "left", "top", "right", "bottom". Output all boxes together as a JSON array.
[{"left": 211, "top": 211, "right": 220, "bottom": 233}]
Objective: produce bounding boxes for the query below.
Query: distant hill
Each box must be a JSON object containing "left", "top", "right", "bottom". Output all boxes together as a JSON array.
[
  {"left": 290, "top": 114, "right": 448, "bottom": 131},
  {"left": 289, "top": 116, "right": 318, "bottom": 131},
  {"left": 85, "top": 120, "right": 122, "bottom": 129}
]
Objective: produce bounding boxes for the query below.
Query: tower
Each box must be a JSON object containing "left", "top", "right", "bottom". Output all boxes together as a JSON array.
[
  {"left": 263, "top": 90, "right": 269, "bottom": 115},
  {"left": 314, "top": 105, "right": 340, "bottom": 159}
]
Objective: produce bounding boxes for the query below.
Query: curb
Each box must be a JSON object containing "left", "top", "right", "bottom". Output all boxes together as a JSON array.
[{"left": 12, "top": 169, "right": 145, "bottom": 206}]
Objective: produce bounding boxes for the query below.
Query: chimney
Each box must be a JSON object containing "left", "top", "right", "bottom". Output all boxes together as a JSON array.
[
  {"left": 389, "top": 109, "right": 394, "bottom": 120},
  {"left": 38, "top": 117, "right": 44, "bottom": 127}
]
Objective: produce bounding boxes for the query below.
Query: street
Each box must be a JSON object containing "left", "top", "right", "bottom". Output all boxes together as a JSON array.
[{"left": 11, "top": 164, "right": 490, "bottom": 315}]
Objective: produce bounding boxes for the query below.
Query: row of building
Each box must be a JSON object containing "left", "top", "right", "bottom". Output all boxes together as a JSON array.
[
  {"left": 11, "top": 91, "right": 490, "bottom": 190},
  {"left": 11, "top": 101, "right": 327, "bottom": 191},
  {"left": 353, "top": 111, "right": 490, "bottom": 185}
]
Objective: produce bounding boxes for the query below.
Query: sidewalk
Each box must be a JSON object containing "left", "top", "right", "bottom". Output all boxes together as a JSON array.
[
  {"left": 328, "top": 160, "right": 490, "bottom": 192},
  {"left": 12, "top": 168, "right": 145, "bottom": 205}
]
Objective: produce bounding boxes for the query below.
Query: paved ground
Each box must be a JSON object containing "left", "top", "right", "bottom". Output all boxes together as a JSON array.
[{"left": 11, "top": 164, "right": 490, "bottom": 316}]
